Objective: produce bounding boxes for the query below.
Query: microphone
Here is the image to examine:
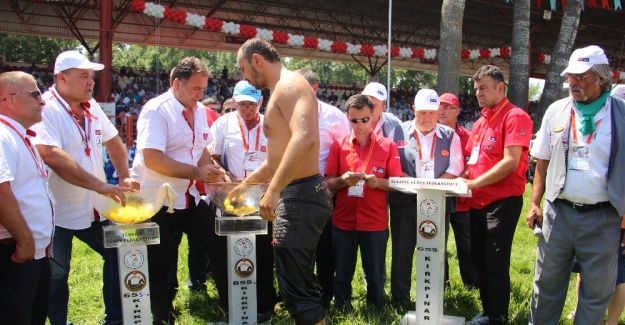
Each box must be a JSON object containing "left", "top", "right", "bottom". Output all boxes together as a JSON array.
[{"left": 533, "top": 219, "right": 543, "bottom": 237}]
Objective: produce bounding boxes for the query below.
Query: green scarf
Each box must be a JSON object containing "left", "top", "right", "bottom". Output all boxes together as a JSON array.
[{"left": 575, "top": 91, "right": 610, "bottom": 136}]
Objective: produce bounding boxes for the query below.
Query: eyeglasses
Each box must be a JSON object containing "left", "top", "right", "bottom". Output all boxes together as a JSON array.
[
  {"left": 224, "top": 107, "right": 236, "bottom": 113},
  {"left": 349, "top": 116, "right": 371, "bottom": 124},
  {"left": 563, "top": 73, "right": 592, "bottom": 82},
  {"left": 236, "top": 102, "right": 258, "bottom": 109},
  {"left": 2, "top": 90, "right": 42, "bottom": 101}
]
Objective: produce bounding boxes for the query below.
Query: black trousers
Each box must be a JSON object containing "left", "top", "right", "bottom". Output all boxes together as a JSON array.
[
  {"left": 0, "top": 244, "right": 51, "bottom": 325},
  {"left": 449, "top": 210, "right": 479, "bottom": 288},
  {"left": 470, "top": 196, "right": 523, "bottom": 324},
  {"left": 147, "top": 199, "right": 222, "bottom": 324}
]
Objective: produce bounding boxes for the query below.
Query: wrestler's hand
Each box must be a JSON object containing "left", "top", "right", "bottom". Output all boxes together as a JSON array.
[
  {"left": 198, "top": 163, "right": 226, "bottom": 183},
  {"left": 259, "top": 189, "right": 279, "bottom": 221},
  {"left": 526, "top": 203, "right": 543, "bottom": 229},
  {"left": 621, "top": 230, "right": 625, "bottom": 253},
  {"left": 12, "top": 236, "right": 35, "bottom": 264},
  {"left": 121, "top": 177, "right": 141, "bottom": 191},
  {"left": 364, "top": 174, "right": 378, "bottom": 189},
  {"left": 342, "top": 172, "right": 365, "bottom": 187},
  {"left": 96, "top": 183, "right": 135, "bottom": 206}
]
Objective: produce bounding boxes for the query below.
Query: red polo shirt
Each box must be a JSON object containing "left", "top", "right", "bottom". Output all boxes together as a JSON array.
[
  {"left": 455, "top": 123, "right": 471, "bottom": 212},
  {"left": 465, "top": 98, "right": 532, "bottom": 209},
  {"left": 325, "top": 132, "right": 402, "bottom": 231}
]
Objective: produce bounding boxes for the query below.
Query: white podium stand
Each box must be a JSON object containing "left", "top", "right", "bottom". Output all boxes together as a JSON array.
[
  {"left": 389, "top": 178, "right": 469, "bottom": 325},
  {"left": 103, "top": 222, "right": 160, "bottom": 325},
  {"left": 215, "top": 214, "right": 268, "bottom": 325}
]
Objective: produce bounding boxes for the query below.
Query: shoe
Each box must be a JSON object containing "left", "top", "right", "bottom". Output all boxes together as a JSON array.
[
  {"left": 465, "top": 315, "right": 489, "bottom": 325},
  {"left": 257, "top": 310, "right": 274, "bottom": 323},
  {"left": 471, "top": 311, "right": 484, "bottom": 321}
]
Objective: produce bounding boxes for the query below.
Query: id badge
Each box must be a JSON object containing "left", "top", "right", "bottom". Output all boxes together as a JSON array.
[
  {"left": 347, "top": 180, "right": 365, "bottom": 197},
  {"left": 243, "top": 151, "right": 260, "bottom": 171},
  {"left": 418, "top": 161, "right": 435, "bottom": 179},
  {"left": 467, "top": 145, "right": 480, "bottom": 165},
  {"left": 569, "top": 144, "right": 590, "bottom": 171}
]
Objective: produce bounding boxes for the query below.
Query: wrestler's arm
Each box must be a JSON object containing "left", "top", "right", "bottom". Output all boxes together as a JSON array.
[
  {"left": 264, "top": 88, "right": 318, "bottom": 194},
  {"left": 243, "top": 160, "right": 272, "bottom": 183}
]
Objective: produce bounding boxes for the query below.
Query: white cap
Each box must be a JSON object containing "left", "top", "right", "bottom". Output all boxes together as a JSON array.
[
  {"left": 414, "top": 89, "right": 440, "bottom": 111},
  {"left": 54, "top": 50, "right": 105, "bottom": 75},
  {"left": 560, "top": 45, "right": 609, "bottom": 76},
  {"left": 362, "top": 82, "right": 387, "bottom": 101},
  {"left": 233, "top": 80, "right": 262, "bottom": 103}
]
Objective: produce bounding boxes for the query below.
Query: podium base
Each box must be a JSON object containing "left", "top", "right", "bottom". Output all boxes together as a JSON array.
[{"left": 399, "top": 311, "right": 464, "bottom": 325}]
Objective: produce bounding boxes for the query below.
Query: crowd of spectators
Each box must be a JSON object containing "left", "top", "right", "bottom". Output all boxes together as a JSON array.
[{"left": 0, "top": 60, "right": 537, "bottom": 132}]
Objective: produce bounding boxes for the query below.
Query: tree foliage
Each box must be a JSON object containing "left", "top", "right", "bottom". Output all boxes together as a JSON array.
[{"left": 0, "top": 34, "right": 80, "bottom": 64}]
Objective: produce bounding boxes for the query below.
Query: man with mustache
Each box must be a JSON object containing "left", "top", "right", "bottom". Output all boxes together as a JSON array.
[
  {"left": 131, "top": 57, "right": 225, "bottom": 324},
  {"left": 527, "top": 45, "right": 625, "bottom": 325},
  {"left": 31, "top": 51, "right": 137, "bottom": 325},
  {"left": 463, "top": 65, "right": 533, "bottom": 325},
  {"left": 0, "top": 71, "right": 54, "bottom": 325}
]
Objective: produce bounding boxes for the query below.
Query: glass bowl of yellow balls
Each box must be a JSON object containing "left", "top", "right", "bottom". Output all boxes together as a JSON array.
[
  {"left": 205, "top": 182, "right": 268, "bottom": 217},
  {"left": 93, "top": 184, "right": 173, "bottom": 224}
]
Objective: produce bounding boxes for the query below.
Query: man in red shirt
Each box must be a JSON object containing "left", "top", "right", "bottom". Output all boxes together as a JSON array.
[
  {"left": 438, "top": 92, "right": 479, "bottom": 289},
  {"left": 325, "top": 94, "right": 402, "bottom": 310},
  {"left": 463, "top": 65, "right": 532, "bottom": 325}
]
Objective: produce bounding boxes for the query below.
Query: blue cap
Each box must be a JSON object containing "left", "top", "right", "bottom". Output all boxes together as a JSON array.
[{"left": 233, "top": 80, "right": 261, "bottom": 103}]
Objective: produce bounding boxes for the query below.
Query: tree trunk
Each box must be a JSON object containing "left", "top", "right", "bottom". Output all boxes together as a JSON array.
[
  {"left": 437, "top": 0, "right": 465, "bottom": 94},
  {"left": 508, "top": 0, "right": 530, "bottom": 111},
  {"left": 535, "top": 0, "right": 583, "bottom": 131}
]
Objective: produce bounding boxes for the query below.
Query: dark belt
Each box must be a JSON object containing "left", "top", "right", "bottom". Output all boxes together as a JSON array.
[
  {"left": 556, "top": 198, "right": 612, "bottom": 212},
  {"left": 0, "top": 238, "right": 16, "bottom": 246}
]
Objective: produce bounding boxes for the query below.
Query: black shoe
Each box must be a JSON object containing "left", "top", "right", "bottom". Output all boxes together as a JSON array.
[{"left": 257, "top": 310, "right": 274, "bottom": 323}]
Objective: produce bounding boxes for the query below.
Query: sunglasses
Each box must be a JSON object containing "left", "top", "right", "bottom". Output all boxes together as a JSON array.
[
  {"left": 349, "top": 116, "right": 371, "bottom": 124},
  {"left": 2, "top": 90, "right": 42, "bottom": 101},
  {"left": 224, "top": 108, "right": 236, "bottom": 113}
]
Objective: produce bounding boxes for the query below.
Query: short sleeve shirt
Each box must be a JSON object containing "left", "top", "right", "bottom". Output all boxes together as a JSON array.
[
  {"left": 0, "top": 116, "right": 54, "bottom": 259},
  {"left": 31, "top": 87, "right": 118, "bottom": 229},
  {"left": 131, "top": 90, "right": 213, "bottom": 209},
  {"left": 210, "top": 112, "right": 267, "bottom": 179},
  {"left": 465, "top": 99, "right": 533, "bottom": 209},
  {"left": 325, "top": 132, "right": 403, "bottom": 231}
]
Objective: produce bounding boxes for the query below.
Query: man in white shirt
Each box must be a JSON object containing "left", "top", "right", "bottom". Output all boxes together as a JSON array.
[
  {"left": 209, "top": 80, "right": 277, "bottom": 322},
  {"left": 388, "top": 89, "right": 463, "bottom": 308},
  {"left": 528, "top": 45, "right": 625, "bottom": 325},
  {"left": 0, "top": 71, "right": 54, "bottom": 325},
  {"left": 31, "top": 51, "right": 136, "bottom": 325},
  {"left": 295, "top": 68, "right": 350, "bottom": 308},
  {"left": 131, "top": 57, "right": 225, "bottom": 324}
]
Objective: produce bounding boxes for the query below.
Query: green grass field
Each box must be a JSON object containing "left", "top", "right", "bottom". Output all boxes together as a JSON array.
[{"left": 60, "top": 184, "right": 625, "bottom": 324}]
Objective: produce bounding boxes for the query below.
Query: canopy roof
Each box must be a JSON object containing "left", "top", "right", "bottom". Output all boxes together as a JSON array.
[{"left": 1, "top": 0, "right": 623, "bottom": 77}]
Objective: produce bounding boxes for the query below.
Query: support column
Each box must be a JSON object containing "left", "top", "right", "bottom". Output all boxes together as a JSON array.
[{"left": 97, "top": 0, "right": 113, "bottom": 103}]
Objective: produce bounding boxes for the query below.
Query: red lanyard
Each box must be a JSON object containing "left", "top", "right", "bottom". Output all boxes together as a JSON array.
[
  {"left": 472, "top": 98, "right": 508, "bottom": 146},
  {"left": 0, "top": 118, "right": 47, "bottom": 178},
  {"left": 571, "top": 109, "right": 601, "bottom": 145},
  {"left": 50, "top": 89, "right": 92, "bottom": 157},
  {"left": 349, "top": 133, "right": 376, "bottom": 173},
  {"left": 237, "top": 114, "right": 261, "bottom": 151},
  {"left": 413, "top": 129, "right": 437, "bottom": 161}
]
